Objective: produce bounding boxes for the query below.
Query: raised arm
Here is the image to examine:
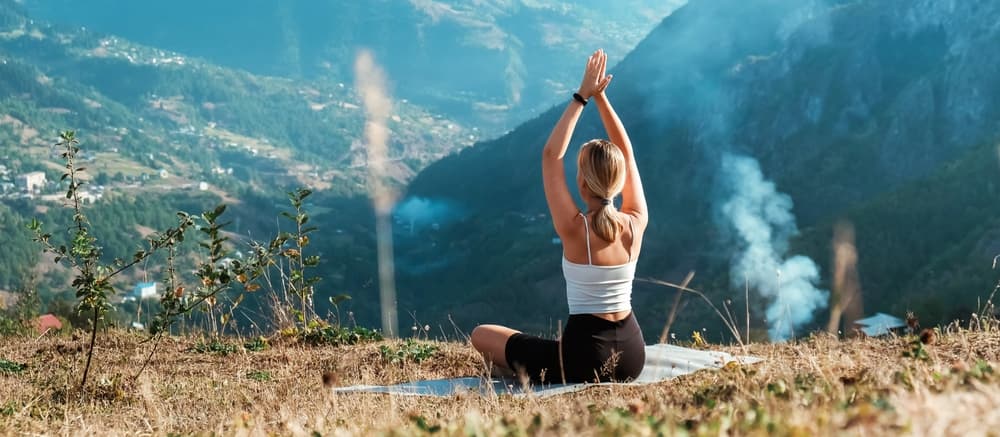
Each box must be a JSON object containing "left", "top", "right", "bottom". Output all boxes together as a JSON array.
[
  {"left": 542, "top": 50, "right": 611, "bottom": 237},
  {"left": 592, "top": 51, "right": 648, "bottom": 228}
]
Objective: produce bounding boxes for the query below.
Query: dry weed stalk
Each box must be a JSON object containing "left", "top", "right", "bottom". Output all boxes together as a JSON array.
[{"left": 639, "top": 276, "right": 748, "bottom": 351}]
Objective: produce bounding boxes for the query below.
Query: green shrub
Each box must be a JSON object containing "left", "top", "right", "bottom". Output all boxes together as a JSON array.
[
  {"left": 0, "top": 358, "right": 27, "bottom": 375},
  {"left": 246, "top": 370, "right": 272, "bottom": 382},
  {"left": 379, "top": 339, "right": 438, "bottom": 364},
  {"left": 297, "top": 324, "right": 383, "bottom": 347},
  {"left": 0, "top": 316, "right": 27, "bottom": 337},
  {"left": 243, "top": 336, "right": 269, "bottom": 352},
  {"left": 190, "top": 339, "right": 240, "bottom": 356}
]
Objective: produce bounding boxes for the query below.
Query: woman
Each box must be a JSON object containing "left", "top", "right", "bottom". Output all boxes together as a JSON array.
[{"left": 471, "top": 49, "right": 648, "bottom": 383}]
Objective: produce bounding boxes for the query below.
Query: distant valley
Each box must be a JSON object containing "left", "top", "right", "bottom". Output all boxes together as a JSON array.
[
  {"left": 24, "top": 0, "right": 684, "bottom": 134},
  {"left": 0, "top": 0, "right": 681, "bottom": 332}
]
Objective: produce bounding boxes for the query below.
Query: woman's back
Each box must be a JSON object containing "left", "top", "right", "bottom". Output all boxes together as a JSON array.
[
  {"left": 561, "top": 211, "right": 643, "bottom": 266},
  {"left": 562, "top": 211, "right": 641, "bottom": 317},
  {"left": 470, "top": 49, "right": 648, "bottom": 383}
]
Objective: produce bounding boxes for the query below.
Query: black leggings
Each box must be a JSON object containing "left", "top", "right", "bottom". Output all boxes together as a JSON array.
[{"left": 504, "top": 312, "right": 645, "bottom": 383}]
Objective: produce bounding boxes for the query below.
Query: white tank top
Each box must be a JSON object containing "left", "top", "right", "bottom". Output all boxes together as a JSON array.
[{"left": 562, "top": 214, "right": 636, "bottom": 315}]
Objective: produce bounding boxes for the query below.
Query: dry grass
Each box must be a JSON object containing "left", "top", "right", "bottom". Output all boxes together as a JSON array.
[{"left": 1, "top": 328, "right": 999, "bottom": 436}]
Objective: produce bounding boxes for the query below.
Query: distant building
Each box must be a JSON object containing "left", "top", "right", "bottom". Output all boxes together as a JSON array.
[
  {"left": 78, "top": 191, "right": 102, "bottom": 204},
  {"left": 853, "top": 313, "right": 905, "bottom": 337},
  {"left": 36, "top": 314, "right": 62, "bottom": 333},
  {"left": 16, "top": 171, "right": 46, "bottom": 192},
  {"left": 131, "top": 282, "right": 158, "bottom": 300}
]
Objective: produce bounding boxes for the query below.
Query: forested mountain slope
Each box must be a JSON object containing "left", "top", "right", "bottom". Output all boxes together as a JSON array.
[
  {"left": 1, "top": 1, "right": 474, "bottom": 194},
  {"left": 25, "top": 0, "right": 684, "bottom": 133},
  {"left": 0, "top": 1, "right": 466, "bottom": 300},
  {"left": 402, "top": 0, "right": 1000, "bottom": 335}
]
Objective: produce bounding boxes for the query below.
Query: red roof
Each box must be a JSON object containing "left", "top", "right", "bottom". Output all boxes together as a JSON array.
[{"left": 36, "top": 314, "right": 62, "bottom": 332}]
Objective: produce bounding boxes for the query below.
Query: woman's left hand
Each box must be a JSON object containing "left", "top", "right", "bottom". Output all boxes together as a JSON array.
[{"left": 578, "top": 49, "right": 613, "bottom": 100}]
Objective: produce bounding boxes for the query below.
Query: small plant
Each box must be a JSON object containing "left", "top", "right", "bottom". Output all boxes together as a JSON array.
[
  {"left": 692, "top": 383, "right": 737, "bottom": 408},
  {"left": 191, "top": 339, "right": 240, "bottom": 356},
  {"left": 0, "top": 358, "right": 27, "bottom": 375},
  {"left": 379, "top": 338, "right": 439, "bottom": 364},
  {"left": 0, "top": 402, "right": 15, "bottom": 417},
  {"left": 902, "top": 336, "right": 930, "bottom": 361},
  {"left": 297, "top": 322, "right": 383, "bottom": 347},
  {"left": 28, "top": 131, "right": 196, "bottom": 389},
  {"left": 409, "top": 414, "right": 442, "bottom": 433},
  {"left": 691, "top": 331, "right": 708, "bottom": 348},
  {"left": 0, "top": 285, "right": 40, "bottom": 337},
  {"left": 246, "top": 370, "right": 272, "bottom": 382},
  {"left": 0, "top": 316, "right": 25, "bottom": 337},
  {"left": 243, "top": 336, "right": 269, "bottom": 352},
  {"left": 148, "top": 202, "right": 298, "bottom": 342},
  {"left": 281, "top": 188, "right": 322, "bottom": 326},
  {"left": 766, "top": 380, "right": 789, "bottom": 399},
  {"left": 952, "top": 360, "right": 996, "bottom": 385},
  {"left": 264, "top": 188, "right": 327, "bottom": 330}
]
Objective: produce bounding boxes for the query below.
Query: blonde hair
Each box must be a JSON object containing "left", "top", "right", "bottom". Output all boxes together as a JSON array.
[{"left": 578, "top": 139, "right": 627, "bottom": 242}]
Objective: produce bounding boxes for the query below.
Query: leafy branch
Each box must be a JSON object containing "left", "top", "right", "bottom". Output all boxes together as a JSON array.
[{"left": 27, "top": 131, "right": 196, "bottom": 390}]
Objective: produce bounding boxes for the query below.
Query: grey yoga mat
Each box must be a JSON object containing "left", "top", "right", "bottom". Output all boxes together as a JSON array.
[{"left": 333, "top": 343, "right": 762, "bottom": 398}]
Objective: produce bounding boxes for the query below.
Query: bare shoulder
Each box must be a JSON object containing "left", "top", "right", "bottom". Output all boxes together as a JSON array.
[
  {"left": 623, "top": 210, "right": 648, "bottom": 232},
  {"left": 554, "top": 209, "right": 584, "bottom": 239}
]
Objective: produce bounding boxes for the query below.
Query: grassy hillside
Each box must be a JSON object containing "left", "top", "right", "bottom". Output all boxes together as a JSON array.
[{"left": 1, "top": 327, "right": 999, "bottom": 434}]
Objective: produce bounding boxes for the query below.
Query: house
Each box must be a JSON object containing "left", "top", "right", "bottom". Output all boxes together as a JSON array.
[
  {"left": 131, "top": 282, "right": 158, "bottom": 300},
  {"left": 16, "top": 171, "right": 46, "bottom": 192},
  {"left": 36, "top": 314, "right": 62, "bottom": 333},
  {"left": 78, "top": 191, "right": 102, "bottom": 203}
]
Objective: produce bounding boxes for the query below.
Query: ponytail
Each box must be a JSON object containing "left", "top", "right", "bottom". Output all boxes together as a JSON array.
[
  {"left": 592, "top": 202, "right": 625, "bottom": 242},
  {"left": 578, "top": 139, "right": 627, "bottom": 242}
]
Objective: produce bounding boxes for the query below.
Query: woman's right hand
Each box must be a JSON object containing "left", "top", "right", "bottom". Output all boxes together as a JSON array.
[{"left": 577, "top": 49, "right": 613, "bottom": 100}]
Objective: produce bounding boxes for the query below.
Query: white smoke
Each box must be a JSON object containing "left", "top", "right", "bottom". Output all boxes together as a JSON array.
[
  {"left": 719, "top": 153, "right": 828, "bottom": 341},
  {"left": 395, "top": 196, "right": 460, "bottom": 228}
]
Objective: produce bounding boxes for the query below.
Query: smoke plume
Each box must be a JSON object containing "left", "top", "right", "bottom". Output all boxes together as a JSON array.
[
  {"left": 395, "top": 196, "right": 461, "bottom": 228},
  {"left": 719, "top": 153, "right": 828, "bottom": 341}
]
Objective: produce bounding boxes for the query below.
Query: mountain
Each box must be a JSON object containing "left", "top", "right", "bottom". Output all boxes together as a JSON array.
[
  {"left": 0, "top": 0, "right": 472, "bottom": 306},
  {"left": 0, "top": 0, "right": 683, "bottom": 329},
  {"left": 23, "top": 0, "right": 685, "bottom": 134},
  {"left": 1, "top": 2, "right": 480, "bottom": 193},
  {"left": 401, "top": 0, "right": 1000, "bottom": 335}
]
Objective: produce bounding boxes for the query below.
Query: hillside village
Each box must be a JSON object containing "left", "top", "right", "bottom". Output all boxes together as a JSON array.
[{"left": 0, "top": 13, "right": 479, "bottom": 208}]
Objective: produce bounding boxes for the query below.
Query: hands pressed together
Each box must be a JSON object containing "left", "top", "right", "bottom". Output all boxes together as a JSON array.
[{"left": 577, "top": 49, "right": 613, "bottom": 100}]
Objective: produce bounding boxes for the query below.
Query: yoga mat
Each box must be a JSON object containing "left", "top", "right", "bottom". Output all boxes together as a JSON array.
[{"left": 333, "top": 343, "right": 761, "bottom": 398}]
